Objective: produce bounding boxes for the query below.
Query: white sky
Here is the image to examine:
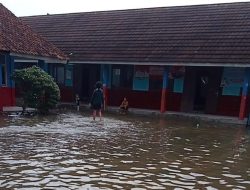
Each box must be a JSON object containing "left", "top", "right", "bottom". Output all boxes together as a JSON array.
[{"left": 1, "top": 0, "right": 250, "bottom": 16}]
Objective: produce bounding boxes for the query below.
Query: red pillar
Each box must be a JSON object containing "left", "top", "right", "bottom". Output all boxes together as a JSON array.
[
  {"left": 103, "top": 85, "right": 109, "bottom": 109},
  {"left": 160, "top": 88, "right": 168, "bottom": 113},
  {"left": 239, "top": 95, "right": 247, "bottom": 120},
  {"left": 102, "top": 64, "right": 110, "bottom": 109}
]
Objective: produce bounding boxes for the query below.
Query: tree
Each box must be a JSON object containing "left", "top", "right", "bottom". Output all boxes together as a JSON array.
[{"left": 12, "top": 66, "right": 60, "bottom": 114}]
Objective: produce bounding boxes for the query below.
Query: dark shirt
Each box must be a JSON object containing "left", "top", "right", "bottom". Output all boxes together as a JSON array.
[{"left": 91, "top": 88, "right": 104, "bottom": 106}]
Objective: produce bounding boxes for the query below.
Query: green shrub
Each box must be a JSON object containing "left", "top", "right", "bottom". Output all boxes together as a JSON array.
[{"left": 12, "top": 66, "right": 60, "bottom": 114}]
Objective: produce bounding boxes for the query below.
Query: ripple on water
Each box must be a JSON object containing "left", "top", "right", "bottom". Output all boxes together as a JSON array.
[
  {"left": 162, "top": 167, "right": 181, "bottom": 173},
  {"left": 206, "top": 186, "right": 219, "bottom": 190},
  {"left": 0, "top": 113, "right": 250, "bottom": 189},
  {"left": 222, "top": 174, "right": 242, "bottom": 178},
  {"left": 130, "top": 167, "right": 147, "bottom": 171}
]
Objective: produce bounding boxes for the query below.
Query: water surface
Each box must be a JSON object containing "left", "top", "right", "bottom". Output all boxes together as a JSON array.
[{"left": 0, "top": 112, "right": 249, "bottom": 189}]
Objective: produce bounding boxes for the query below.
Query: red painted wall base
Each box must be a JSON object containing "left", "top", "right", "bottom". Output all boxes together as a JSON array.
[
  {"left": 103, "top": 86, "right": 109, "bottom": 107},
  {"left": 60, "top": 86, "right": 74, "bottom": 102},
  {"left": 167, "top": 92, "right": 182, "bottom": 111},
  {"left": 108, "top": 88, "right": 243, "bottom": 118},
  {"left": 217, "top": 95, "right": 241, "bottom": 117},
  {"left": 109, "top": 89, "right": 161, "bottom": 110},
  {"left": 0, "top": 87, "right": 16, "bottom": 111}
]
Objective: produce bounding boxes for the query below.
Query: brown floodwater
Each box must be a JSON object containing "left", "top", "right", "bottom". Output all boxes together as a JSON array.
[{"left": 0, "top": 112, "right": 249, "bottom": 190}]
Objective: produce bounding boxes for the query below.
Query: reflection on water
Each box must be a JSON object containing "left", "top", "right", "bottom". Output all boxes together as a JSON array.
[{"left": 0, "top": 112, "right": 249, "bottom": 189}]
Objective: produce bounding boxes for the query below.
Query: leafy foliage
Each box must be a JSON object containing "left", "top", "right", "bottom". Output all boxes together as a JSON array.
[{"left": 12, "top": 66, "right": 60, "bottom": 114}]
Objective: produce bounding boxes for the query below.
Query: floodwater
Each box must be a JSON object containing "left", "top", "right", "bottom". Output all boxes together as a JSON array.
[{"left": 0, "top": 112, "right": 250, "bottom": 190}]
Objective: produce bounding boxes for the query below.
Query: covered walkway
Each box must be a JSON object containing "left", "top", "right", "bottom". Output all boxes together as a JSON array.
[{"left": 56, "top": 102, "right": 247, "bottom": 126}]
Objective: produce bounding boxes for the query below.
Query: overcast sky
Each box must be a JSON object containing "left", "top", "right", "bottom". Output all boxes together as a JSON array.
[{"left": 1, "top": 0, "right": 250, "bottom": 16}]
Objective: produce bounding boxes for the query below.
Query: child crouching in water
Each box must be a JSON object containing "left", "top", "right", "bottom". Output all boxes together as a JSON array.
[{"left": 119, "top": 97, "right": 129, "bottom": 114}]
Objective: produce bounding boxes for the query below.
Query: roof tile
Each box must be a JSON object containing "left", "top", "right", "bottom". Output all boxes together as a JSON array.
[
  {"left": 0, "top": 3, "right": 67, "bottom": 60},
  {"left": 22, "top": 2, "right": 250, "bottom": 64}
]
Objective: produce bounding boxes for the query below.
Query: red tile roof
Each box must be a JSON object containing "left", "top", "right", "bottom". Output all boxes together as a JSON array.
[
  {"left": 0, "top": 3, "right": 67, "bottom": 61},
  {"left": 22, "top": 2, "right": 250, "bottom": 65}
]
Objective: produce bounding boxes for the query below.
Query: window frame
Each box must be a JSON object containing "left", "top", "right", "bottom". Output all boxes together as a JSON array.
[
  {"left": 111, "top": 65, "right": 133, "bottom": 89},
  {"left": 53, "top": 65, "right": 65, "bottom": 85},
  {"left": 1, "top": 63, "right": 7, "bottom": 87}
]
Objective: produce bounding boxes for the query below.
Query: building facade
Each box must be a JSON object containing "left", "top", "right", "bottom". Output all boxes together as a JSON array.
[
  {"left": 100, "top": 65, "right": 250, "bottom": 119},
  {"left": 22, "top": 2, "right": 250, "bottom": 119},
  {"left": 0, "top": 3, "right": 67, "bottom": 111}
]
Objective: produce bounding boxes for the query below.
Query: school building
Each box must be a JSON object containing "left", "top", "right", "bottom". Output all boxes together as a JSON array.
[
  {"left": 18, "top": 2, "right": 250, "bottom": 119},
  {"left": 0, "top": 3, "right": 68, "bottom": 111}
]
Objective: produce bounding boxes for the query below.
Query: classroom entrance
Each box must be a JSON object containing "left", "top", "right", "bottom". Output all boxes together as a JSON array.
[
  {"left": 73, "top": 64, "right": 100, "bottom": 102},
  {"left": 181, "top": 67, "right": 222, "bottom": 114}
]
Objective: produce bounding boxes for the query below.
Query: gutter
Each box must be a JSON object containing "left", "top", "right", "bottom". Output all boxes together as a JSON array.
[{"left": 69, "top": 60, "right": 250, "bottom": 67}]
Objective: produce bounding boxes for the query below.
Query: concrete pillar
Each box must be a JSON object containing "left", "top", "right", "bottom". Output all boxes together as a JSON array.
[
  {"left": 239, "top": 68, "right": 250, "bottom": 120},
  {"left": 102, "top": 64, "right": 110, "bottom": 108},
  {"left": 160, "top": 67, "right": 168, "bottom": 113}
]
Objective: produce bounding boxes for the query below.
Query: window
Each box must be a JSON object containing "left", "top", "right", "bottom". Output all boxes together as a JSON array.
[
  {"left": 1, "top": 64, "right": 7, "bottom": 86},
  {"left": 173, "top": 78, "right": 184, "bottom": 93},
  {"left": 221, "top": 67, "right": 244, "bottom": 96},
  {"left": 133, "top": 66, "right": 149, "bottom": 91},
  {"left": 54, "top": 66, "right": 65, "bottom": 84},
  {"left": 0, "top": 54, "right": 7, "bottom": 86},
  {"left": 111, "top": 65, "right": 133, "bottom": 88},
  {"left": 65, "top": 65, "right": 73, "bottom": 87}
]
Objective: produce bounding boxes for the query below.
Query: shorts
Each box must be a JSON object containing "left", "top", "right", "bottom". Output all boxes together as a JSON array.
[
  {"left": 91, "top": 104, "right": 102, "bottom": 110},
  {"left": 120, "top": 106, "right": 128, "bottom": 111}
]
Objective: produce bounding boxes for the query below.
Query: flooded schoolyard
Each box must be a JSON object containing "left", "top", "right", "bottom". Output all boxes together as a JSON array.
[{"left": 0, "top": 112, "right": 249, "bottom": 189}]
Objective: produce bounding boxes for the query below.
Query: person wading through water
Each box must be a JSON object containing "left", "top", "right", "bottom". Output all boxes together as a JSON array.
[{"left": 90, "top": 81, "right": 104, "bottom": 121}]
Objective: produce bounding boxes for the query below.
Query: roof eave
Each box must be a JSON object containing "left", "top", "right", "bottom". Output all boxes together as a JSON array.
[
  {"left": 10, "top": 52, "right": 68, "bottom": 64},
  {"left": 68, "top": 60, "right": 250, "bottom": 67}
]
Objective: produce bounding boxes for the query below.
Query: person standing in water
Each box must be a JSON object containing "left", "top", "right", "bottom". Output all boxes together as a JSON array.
[{"left": 90, "top": 81, "right": 104, "bottom": 121}]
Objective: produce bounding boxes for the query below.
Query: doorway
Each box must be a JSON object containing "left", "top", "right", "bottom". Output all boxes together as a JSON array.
[
  {"left": 181, "top": 67, "right": 222, "bottom": 114},
  {"left": 81, "top": 67, "right": 90, "bottom": 100},
  {"left": 73, "top": 64, "right": 100, "bottom": 103},
  {"left": 193, "top": 73, "right": 209, "bottom": 112},
  {"left": 81, "top": 65, "right": 100, "bottom": 102}
]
